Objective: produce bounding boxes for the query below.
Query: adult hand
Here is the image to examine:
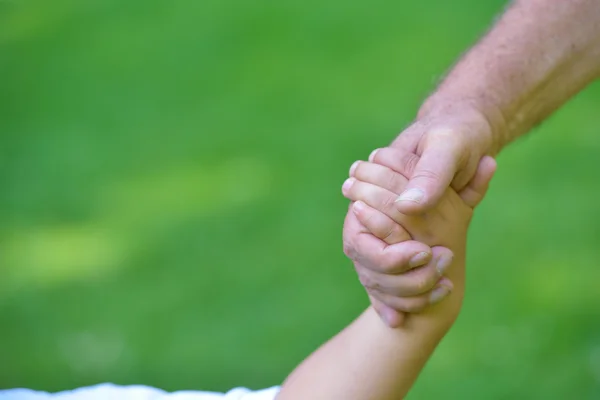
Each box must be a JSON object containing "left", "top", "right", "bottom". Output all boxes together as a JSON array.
[{"left": 388, "top": 101, "right": 497, "bottom": 214}]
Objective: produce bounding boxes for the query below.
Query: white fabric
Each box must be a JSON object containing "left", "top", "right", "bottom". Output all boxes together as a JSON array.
[{"left": 0, "top": 384, "right": 279, "bottom": 400}]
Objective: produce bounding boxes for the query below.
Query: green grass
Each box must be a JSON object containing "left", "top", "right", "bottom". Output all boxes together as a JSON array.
[{"left": 1, "top": 1, "right": 600, "bottom": 398}]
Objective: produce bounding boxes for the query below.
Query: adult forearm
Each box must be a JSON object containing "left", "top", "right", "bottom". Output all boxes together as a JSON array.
[{"left": 420, "top": 0, "right": 600, "bottom": 154}]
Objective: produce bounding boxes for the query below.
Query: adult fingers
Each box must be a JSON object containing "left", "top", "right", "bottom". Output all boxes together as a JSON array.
[{"left": 458, "top": 156, "right": 498, "bottom": 208}]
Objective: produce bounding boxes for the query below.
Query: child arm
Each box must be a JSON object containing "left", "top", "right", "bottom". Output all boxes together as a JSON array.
[{"left": 277, "top": 155, "right": 496, "bottom": 400}]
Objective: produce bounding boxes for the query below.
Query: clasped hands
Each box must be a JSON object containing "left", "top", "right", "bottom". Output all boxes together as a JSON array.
[{"left": 342, "top": 146, "right": 496, "bottom": 327}]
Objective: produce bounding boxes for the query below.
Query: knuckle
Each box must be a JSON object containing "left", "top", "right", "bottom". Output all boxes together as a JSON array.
[
  {"left": 357, "top": 271, "right": 379, "bottom": 291},
  {"left": 359, "top": 208, "right": 376, "bottom": 227},
  {"left": 416, "top": 271, "right": 437, "bottom": 292},
  {"left": 419, "top": 225, "right": 437, "bottom": 243},
  {"left": 380, "top": 251, "right": 406, "bottom": 274},
  {"left": 429, "top": 127, "right": 459, "bottom": 141},
  {"left": 378, "top": 252, "right": 395, "bottom": 273},
  {"left": 370, "top": 280, "right": 381, "bottom": 291},
  {"left": 393, "top": 226, "right": 411, "bottom": 243},
  {"left": 357, "top": 270, "right": 370, "bottom": 287},
  {"left": 380, "top": 194, "right": 397, "bottom": 214},
  {"left": 366, "top": 287, "right": 380, "bottom": 299},
  {"left": 414, "top": 276, "right": 430, "bottom": 293},
  {"left": 412, "top": 168, "right": 443, "bottom": 182},
  {"left": 343, "top": 240, "right": 356, "bottom": 259},
  {"left": 385, "top": 170, "right": 401, "bottom": 192},
  {"left": 401, "top": 153, "right": 419, "bottom": 176},
  {"left": 354, "top": 161, "right": 367, "bottom": 180},
  {"left": 381, "top": 224, "right": 400, "bottom": 244}
]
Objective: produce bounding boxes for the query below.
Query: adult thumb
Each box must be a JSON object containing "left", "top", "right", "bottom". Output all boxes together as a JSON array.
[{"left": 395, "top": 135, "right": 462, "bottom": 214}]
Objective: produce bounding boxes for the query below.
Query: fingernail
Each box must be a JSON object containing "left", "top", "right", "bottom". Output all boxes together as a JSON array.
[
  {"left": 369, "top": 149, "right": 379, "bottom": 162},
  {"left": 342, "top": 178, "right": 355, "bottom": 195},
  {"left": 409, "top": 251, "right": 431, "bottom": 268},
  {"left": 396, "top": 188, "right": 424, "bottom": 204},
  {"left": 349, "top": 161, "right": 360, "bottom": 176},
  {"left": 429, "top": 285, "right": 452, "bottom": 304},
  {"left": 436, "top": 253, "right": 454, "bottom": 276},
  {"left": 352, "top": 200, "right": 366, "bottom": 214}
]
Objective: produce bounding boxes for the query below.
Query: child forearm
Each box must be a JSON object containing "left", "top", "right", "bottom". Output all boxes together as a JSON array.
[{"left": 277, "top": 260, "right": 464, "bottom": 400}]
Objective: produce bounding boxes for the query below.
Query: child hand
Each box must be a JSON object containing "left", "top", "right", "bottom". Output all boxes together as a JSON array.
[{"left": 343, "top": 208, "right": 455, "bottom": 326}]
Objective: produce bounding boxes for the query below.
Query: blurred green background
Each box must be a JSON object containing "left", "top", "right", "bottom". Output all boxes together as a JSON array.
[{"left": 1, "top": 0, "right": 600, "bottom": 398}]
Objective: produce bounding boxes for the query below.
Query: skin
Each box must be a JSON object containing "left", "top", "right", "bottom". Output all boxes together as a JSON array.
[
  {"left": 277, "top": 156, "right": 496, "bottom": 400},
  {"left": 344, "top": 0, "right": 600, "bottom": 326},
  {"left": 342, "top": 151, "right": 493, "bottom": 327}
]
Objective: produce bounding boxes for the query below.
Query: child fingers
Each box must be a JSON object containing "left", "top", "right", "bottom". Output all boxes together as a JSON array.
[
  {"left": 357, "top": 253, "right": 449, "bottom": 297},
  {"left": 369, "top": 296, "right": 406, "bottom": 328},
  {"left": 352, "top": 235, "right": 432, "bottom": 274},
  {"left": 351, "top": 200, "right": 411, "bottom": 245},
  {"left": 369, "top": 147, "right": 419, "bottom": 179},
  {"left": 351, "top": 160, "right": 409, "bottom": 196},
  {"left": 369, "top": 278, "right": 455, "bottom": 313},
  {"left": 342, "top": 178, "right": 403, "bottom": 224}
]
